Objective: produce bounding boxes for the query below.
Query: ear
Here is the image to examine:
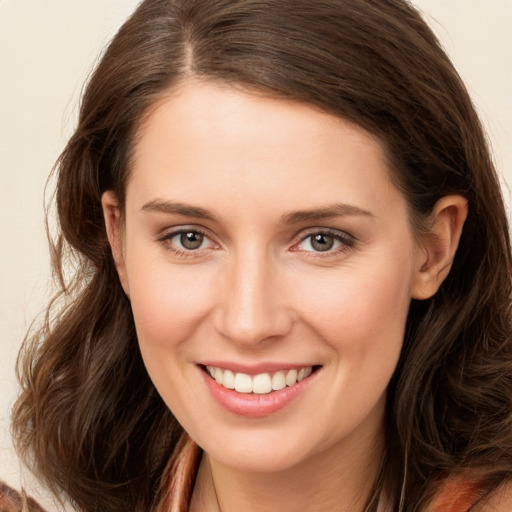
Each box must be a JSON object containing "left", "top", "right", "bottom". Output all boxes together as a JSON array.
[
  {"left": 411, "top": 195, "right": 468, "bottom": 300},
  {"left": 102, "top": 191, "right": 130, "bottom": 296}
]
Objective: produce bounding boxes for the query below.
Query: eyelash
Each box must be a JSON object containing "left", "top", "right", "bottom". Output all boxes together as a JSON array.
[
  {"left": 291, "top": 228, "right": 356, "bottom": 257},
  {"left": 158, "top": 228, "right": 216, "bottom": 257},
  {"left": 158, "top": 227, "right": 356, "bottom": 258}
]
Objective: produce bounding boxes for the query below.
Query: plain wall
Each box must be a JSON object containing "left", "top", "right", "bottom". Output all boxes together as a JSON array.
[{"left": 1, "top": 1, "right": 511, "bottom": 509}]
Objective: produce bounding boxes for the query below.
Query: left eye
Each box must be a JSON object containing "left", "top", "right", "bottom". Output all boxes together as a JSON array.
[
  {"left": 296, "top": 232, "right": 347, "bottom": 252},
  {"left": 166, "top": 230, "right": 212, "bottom": 251}
]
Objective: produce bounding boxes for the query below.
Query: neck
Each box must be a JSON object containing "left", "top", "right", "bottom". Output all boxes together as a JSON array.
[{"left": 190, "top": 418, "right": 387, "bottom": 512}]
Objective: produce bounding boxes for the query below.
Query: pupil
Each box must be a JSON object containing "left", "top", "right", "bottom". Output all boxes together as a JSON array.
[
  {"left": 181, "top": 232, "right": 203, "bottom": 250},
  {"left": 312, "top": 234, "right": 334, "bottom": 252}
]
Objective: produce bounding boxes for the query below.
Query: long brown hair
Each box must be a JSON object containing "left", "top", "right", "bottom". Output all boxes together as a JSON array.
[{"left": 12, "top": 1, "right": 512, "bottom": 510}]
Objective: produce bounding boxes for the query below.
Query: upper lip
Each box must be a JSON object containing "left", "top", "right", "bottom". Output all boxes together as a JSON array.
[{"left": 198, "top": 361, "right": 319, "bottom": 375}]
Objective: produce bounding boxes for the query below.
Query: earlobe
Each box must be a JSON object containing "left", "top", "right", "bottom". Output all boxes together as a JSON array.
[
  {"left": 101, "top": 191, "right": 130, "bottom": 296},
  {"left": 411, "top": 195, "right": 468, "bottom": 300}
]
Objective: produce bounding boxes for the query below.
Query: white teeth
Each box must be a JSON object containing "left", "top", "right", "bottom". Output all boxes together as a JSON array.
[
  {"left": 271, "top": 371, "right": 286, "bottom": 391},
  {"left": 223, "top": 369, "right": 235, "bottom": 389},
  {"left": 297, "top": 367, "right": 312, "bottom": 381},
  {"left": 206, "top": 366, "right": 313, "bottom": 394},
  {"left": 234, "top": 372, "right": 253, "bottom": 393},
  {"left": 285, "top": 369, "right": 298, "bottom": 386},
  {"left": 252, "top": 373, "right": 272, "bottom": 394}
]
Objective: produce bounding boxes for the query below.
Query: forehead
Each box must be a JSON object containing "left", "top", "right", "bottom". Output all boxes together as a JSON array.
[
  {"left": 127, "top": 81, "right": 403, "bottom": 221},
  {"left": 134, "top": 81, "right": 385, "bottom": 161}
]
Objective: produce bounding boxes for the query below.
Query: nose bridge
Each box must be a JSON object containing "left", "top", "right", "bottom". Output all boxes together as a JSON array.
[{"left": 215, "top": 243, "right": 291, "bottom": 346}]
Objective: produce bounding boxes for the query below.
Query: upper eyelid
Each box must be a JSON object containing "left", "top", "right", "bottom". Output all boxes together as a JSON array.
[
  {"left": 292, "top": 226, "right": 355, "bottom": 243},
  {"left": 158, "top": 226, "right": 218, "bottom": 248},
  {"left": 159, "top": 225, "right": 213, "bottom": 239},
  {"left": 290, "top": 228, "right": 357, "bottom": 256}
]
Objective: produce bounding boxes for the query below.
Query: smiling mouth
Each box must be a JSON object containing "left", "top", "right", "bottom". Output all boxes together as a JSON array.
[{"left": 202, "top": 365, "right": 319, "bottom": 395}]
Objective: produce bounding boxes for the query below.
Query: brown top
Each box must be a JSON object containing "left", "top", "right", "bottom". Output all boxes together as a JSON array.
[
  {"left": 1, "top": 439, "right": 484, "bottom": 512},
  {"left": 429, "top": 478, "right": 484, "bottom": 512},
  {"left": 0, "top": 481, "right": 46, "bottom": 512},
  {"left": 0, "top": 435, "right": 201, "bottom": 512},
  {"left": 156, "top": 435, "right": 485, "bottom": 512},
  {"left": 155, "top": 434, "right": 201, "bottom": 512}
]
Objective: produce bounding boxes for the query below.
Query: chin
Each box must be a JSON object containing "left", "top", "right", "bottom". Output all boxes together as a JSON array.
[{"left": 195, "top": 425, "right": 325, "bottom": 474}]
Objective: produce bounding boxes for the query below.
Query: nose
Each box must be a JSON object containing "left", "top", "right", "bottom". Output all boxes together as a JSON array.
[{"left": 213, "top": 248, "right": 293, "bottom": 347}]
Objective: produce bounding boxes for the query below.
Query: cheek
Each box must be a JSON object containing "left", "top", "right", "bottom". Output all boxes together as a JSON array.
[
  {"left": 124, "top": 256, "right": 219, "bottom": 415},
  {"left": 296, "top": 256, "right": 413, "bottom": 362},
  {"left": 293, "top": 258, "right": 413, "bottom": 438},
  {"left": 125, "top": 250, "right": 216, "bottom": 353}
]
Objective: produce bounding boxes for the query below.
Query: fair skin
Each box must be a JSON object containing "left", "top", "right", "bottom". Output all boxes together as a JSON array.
[
  {"left": 474, "top": 485, "right": 512, "bottom": 512},
  {"left": 103, "top": 81, "right": 467, "bottom": 511}
]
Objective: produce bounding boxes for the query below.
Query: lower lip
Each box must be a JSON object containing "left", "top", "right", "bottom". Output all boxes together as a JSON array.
[{"left": 200, "top": 367, "right": 318, "bottom": 418}]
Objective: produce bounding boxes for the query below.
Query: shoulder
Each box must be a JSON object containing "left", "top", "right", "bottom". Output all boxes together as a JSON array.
[{"left": 0, "top": 480, "right": 48, "bottom": 512}]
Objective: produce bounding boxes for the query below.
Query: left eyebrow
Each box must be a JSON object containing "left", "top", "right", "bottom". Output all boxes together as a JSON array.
[
  {"left": 280, "top": 203, "right": 375, "bottom": 224},
  {"left": 141, "top": 199, "right": 218, "bottom": 221}
]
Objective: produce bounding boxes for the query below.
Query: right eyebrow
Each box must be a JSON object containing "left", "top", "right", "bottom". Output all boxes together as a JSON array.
[
  {"left": 280, "top": 203, "right": 375, "bottom": 224},
  {"left": 141, "top": 199, "right": 217, "bottom": 221}
]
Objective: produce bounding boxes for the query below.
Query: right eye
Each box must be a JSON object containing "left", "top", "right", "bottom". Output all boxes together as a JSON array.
[{"left": 159, "top": 228, "right": 216, "bottom": 254}]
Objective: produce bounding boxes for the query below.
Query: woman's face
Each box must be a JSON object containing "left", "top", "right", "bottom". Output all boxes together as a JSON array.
[{"left": 107, "top": 81, "right": 427, "bottom": 473}]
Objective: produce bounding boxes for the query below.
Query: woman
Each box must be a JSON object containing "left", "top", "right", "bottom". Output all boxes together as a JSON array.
[{"left": 10, "top": 0, "right": 512, "bottom": 511}]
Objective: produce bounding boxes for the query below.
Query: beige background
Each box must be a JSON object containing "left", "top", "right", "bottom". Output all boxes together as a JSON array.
[{"left": 1, "top": 1, "right": 511, "bottom": 509}]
